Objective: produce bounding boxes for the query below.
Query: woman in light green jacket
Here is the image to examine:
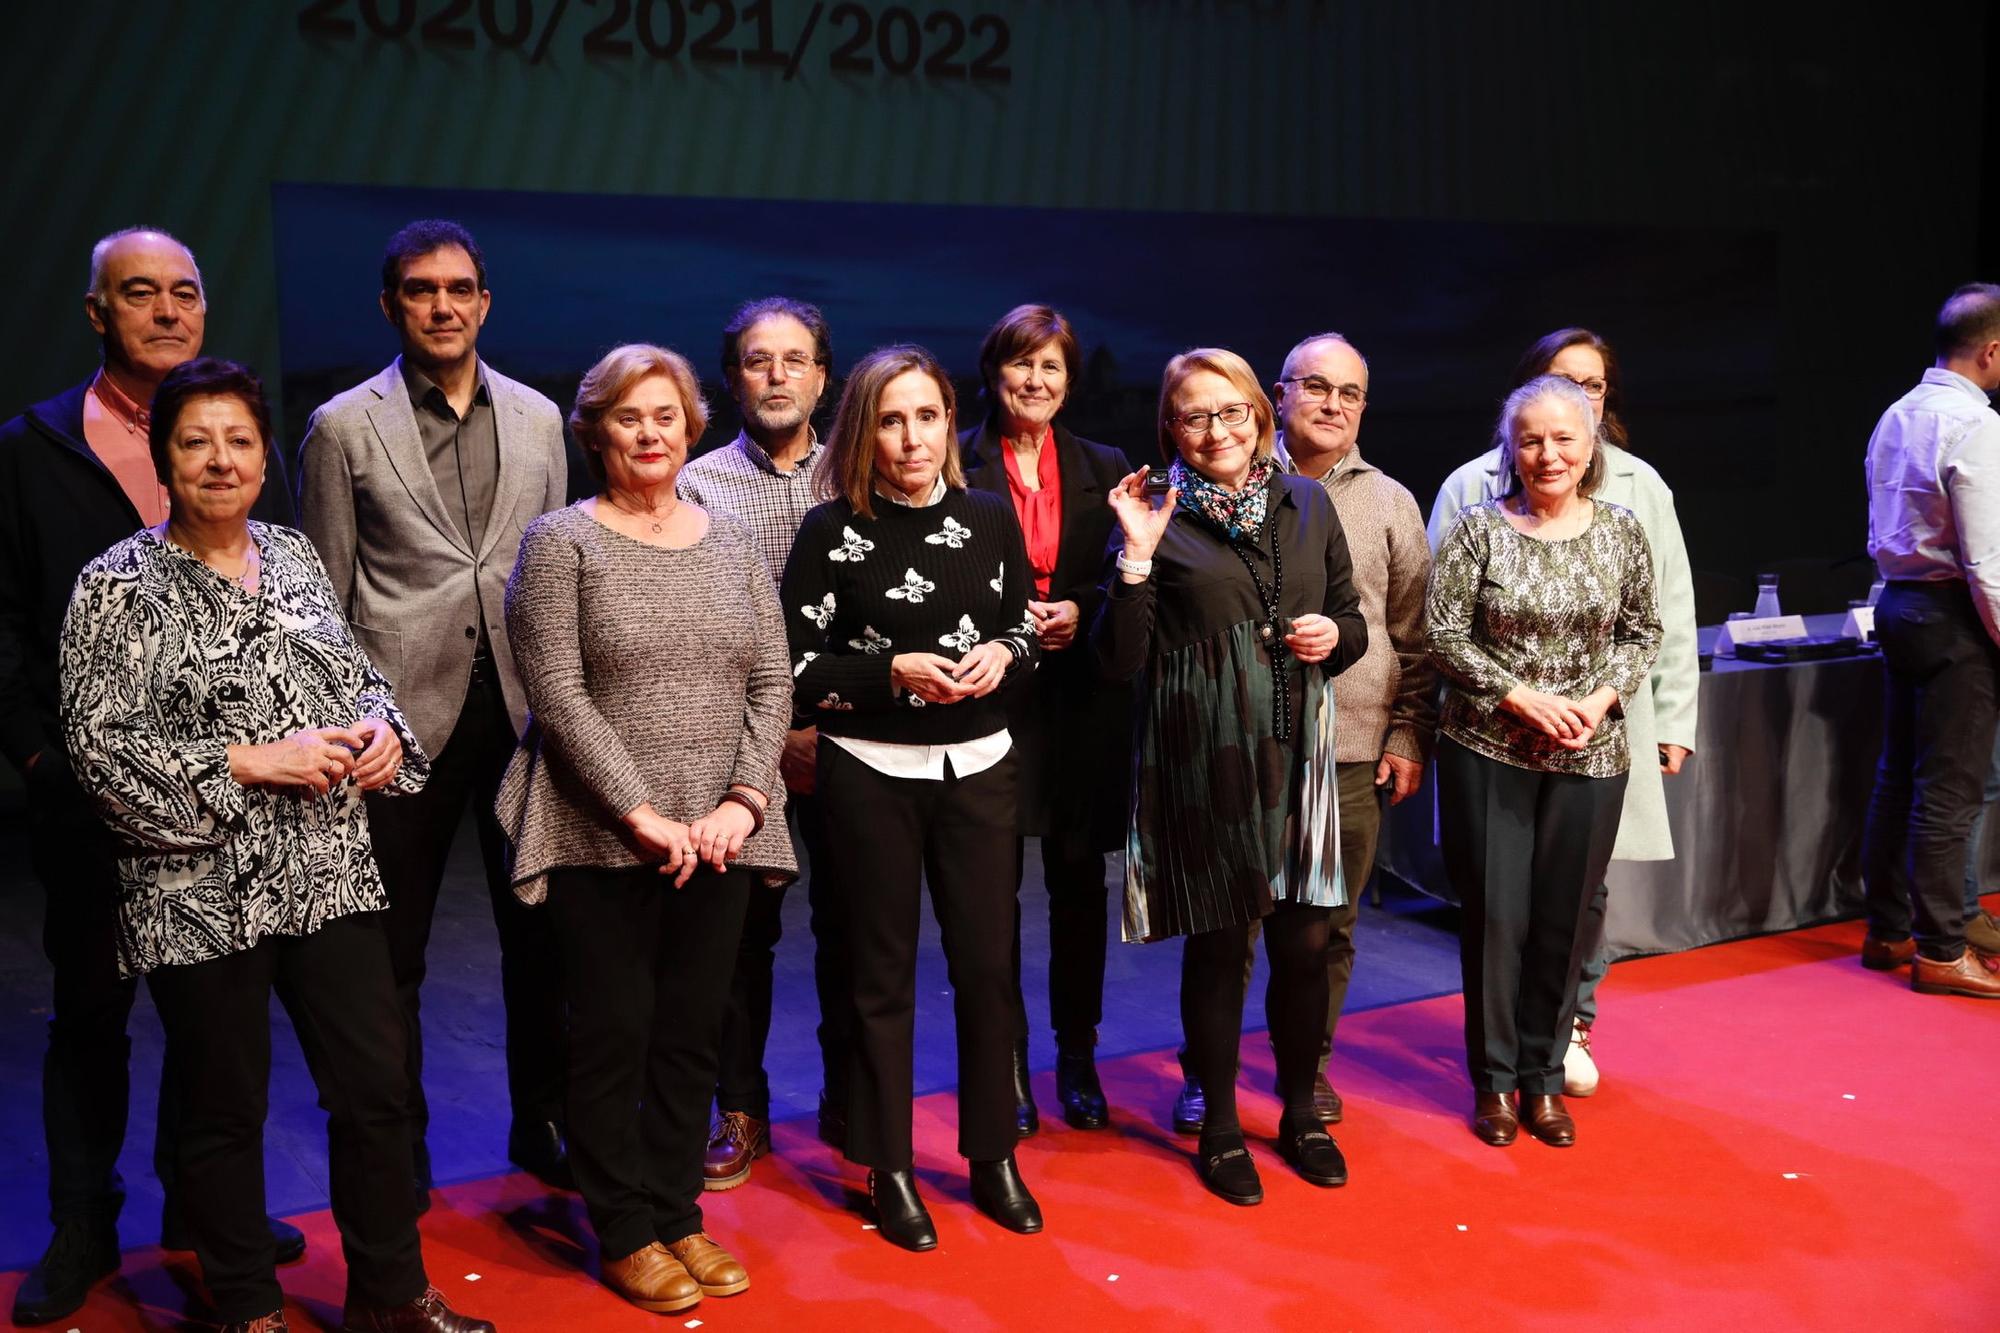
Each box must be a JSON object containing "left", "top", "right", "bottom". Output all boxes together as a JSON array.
[{"left": 1427, "top": 328, "right": 1699, "bottom": 1097}]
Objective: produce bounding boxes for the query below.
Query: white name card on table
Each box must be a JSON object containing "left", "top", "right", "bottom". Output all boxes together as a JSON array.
[
  {"left": 1843, "top": 605, "right": 1876, "bottom": 642},
  {"left": 1715, "top": 614, "right": 1810, "bottom": 655}
]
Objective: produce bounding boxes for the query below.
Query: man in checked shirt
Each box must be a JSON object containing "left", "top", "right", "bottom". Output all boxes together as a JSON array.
[{"left": 677, "top": 296, "right": 851, "bottom": 1186}]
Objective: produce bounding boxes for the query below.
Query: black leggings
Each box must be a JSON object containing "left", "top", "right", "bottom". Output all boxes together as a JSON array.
[{"left": 1181, "top": 900, "right": 1333, "bottom": 1141}]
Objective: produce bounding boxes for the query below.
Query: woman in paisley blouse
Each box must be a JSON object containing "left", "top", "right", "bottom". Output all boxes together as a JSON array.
[
  {"left": 1426, "top": 374, "right": 1662, "bottom": 1150},
  {"left": 781, "top": 344, "right": 1041, "bottom": 1251},
  {"left": 1096, "top": 347, "right": 1367, "bottom": 1207},
  {"left": 57, "top": 359, "right": 491, "bottom": 1333}
]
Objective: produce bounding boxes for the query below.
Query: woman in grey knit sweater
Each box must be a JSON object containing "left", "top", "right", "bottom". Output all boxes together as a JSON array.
[{"left": 495, "top": 344, "right": 795, "bottom": 1317}]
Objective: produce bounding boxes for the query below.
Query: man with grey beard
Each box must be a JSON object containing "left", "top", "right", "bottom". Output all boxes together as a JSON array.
[{"left": 675, "top": 297, "right": 849, "bottom": 1189}]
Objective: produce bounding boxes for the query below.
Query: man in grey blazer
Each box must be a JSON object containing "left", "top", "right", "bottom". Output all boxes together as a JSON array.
[{"left": 296, "top": 220, "right": 572, "bottom": 1204}]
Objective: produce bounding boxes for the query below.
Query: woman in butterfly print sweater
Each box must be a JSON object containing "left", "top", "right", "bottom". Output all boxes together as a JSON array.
[{"left": 780, "top": 345, "right": 1042, "bottom": 1252}]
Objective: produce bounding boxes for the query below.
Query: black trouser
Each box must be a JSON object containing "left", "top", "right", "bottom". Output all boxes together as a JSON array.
[
  {"left": 1182, "top": 901, "right": 1334, "bottom": 1140},
  {"left": 714, "top": 791, "right": 851, "bottom": 1120},
  {"left": 146, "top": 913, "right": 425, "bottom": 1322},
  {"left": 547, "top": 863, "right": 749, "bottom": 1260},
  {"left": 364, "top": 662, "right": 564, "bottom": 1176},
  {"left": 1008, "top": 832, "right": 1109, "bottom": 1052},
  {"left": 1436, "top": 737, "right": 1627, "bottom": 1096},
  {"left": 27, "top": 753, "right": 178, "bottom": 1231},
  {"left": 819, "top": 742, "right": 1021, "bottom": 1170},
  {"left": 1862, "top": 580, "right": 2000, "bottom": 960}
]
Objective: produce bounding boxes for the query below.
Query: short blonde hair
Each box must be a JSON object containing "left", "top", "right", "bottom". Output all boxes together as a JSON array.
[
  {"left": 569, "top": 343, "right": 710, "bottom": 481},
  {"left": 815, "top": 344, "right": 965, "bottom": 520},
  {"left": 1156, "top": 347, "right": 1276, "bottom": 464}
]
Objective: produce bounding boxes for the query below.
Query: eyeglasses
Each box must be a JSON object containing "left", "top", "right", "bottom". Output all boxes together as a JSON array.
[
  {"left": 1168, "top": 402, "right": 1254, "bottom": 435},
  {"left": 1557, "top": 374, "right": 1609, "bottom": 400},
  {"left": 1278, "top": 376, "right": 1367, "bottom": 408},
  {"left": 736, "top": 352, "right": 821, "bottom": 379}
]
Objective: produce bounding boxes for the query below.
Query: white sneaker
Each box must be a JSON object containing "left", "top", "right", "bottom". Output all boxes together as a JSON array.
[{"left": 1562, "top": 1019, "right": 1599, "bottom": 1097}]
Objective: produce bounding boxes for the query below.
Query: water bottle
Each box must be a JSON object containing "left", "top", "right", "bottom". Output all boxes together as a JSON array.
[{"left": 1753, "top": 573, "right": 1782, "bottom": 619}]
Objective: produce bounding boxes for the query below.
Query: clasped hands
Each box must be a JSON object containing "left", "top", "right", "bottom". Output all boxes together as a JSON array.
[
  {"left": 1502, "top": 684, "right": 1618, "bottom": 750},
  {"left": 227, "top": 716, "right": 402, "bottom": 794},
  {"left": 890, "top": 641, "right": 1014, "bottom": 705},
  {"left": 626, "top": 794, "right": 761, "bottom": 888}
]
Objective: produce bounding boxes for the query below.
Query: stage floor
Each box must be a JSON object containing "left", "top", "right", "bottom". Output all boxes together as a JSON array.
[{"left": 5, "top": 905, "right": 1997, "bottom": 1329}]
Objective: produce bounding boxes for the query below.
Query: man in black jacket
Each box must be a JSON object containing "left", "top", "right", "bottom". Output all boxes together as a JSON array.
[{"left": 0, "top": 228, "right": 300, "bottom": 1326}]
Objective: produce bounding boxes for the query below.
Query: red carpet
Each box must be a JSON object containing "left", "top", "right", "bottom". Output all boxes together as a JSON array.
[{"left": 12, "top": 914, "right": 1999, "bottom": 1330}]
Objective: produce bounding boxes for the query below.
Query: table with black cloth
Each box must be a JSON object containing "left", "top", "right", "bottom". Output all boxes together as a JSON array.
[{"left": 1380, "top": 613, "right": 1943, "bottom": 960}]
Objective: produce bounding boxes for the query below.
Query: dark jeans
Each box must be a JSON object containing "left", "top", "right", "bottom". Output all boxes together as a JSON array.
[
  {"left": 1008, "top": 832, "right": 1110, "bottom": 1053},
  {"left": 1862, "top": 580, "right": 2000, "bottom": 959},
  {"left": 1959, "top": 724, "right": 2000, "bottom": 916},
  {"left": 1182, "top": 900, "right": 1334, "bottom": 1140},
  {"left": 146, "top": 913, "right": 425, "bottom": 1322},
  {"left": 1436, "top": 737, "right": 1627, "bottom": 1096},
  {"left": 548, "top": 863, "right": 749, "bottom": 1261},
  {"left": 714, "top": 790, "right": 851, "bottom": 1120},
  {"left": 819, "top": 742, "right": 1021, "bottom": 1170},
  {"left": 365, "top": 663, "right": 565, "bottom": 1176},
  {"left": 27, "top": 752, "right": 178, "bottom": 1230}
]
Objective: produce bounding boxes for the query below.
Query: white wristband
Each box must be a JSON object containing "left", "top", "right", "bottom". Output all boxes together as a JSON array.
[{"left": 1116, "top": 554, "right": 1154, "bottom": 578}]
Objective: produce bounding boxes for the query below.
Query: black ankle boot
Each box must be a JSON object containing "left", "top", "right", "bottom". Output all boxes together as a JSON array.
[
  {"left": 968, "top": 1154, "right": 1043, "bottom": 1234},
  {"left": 1011, "top": 1040, "right": 1039, "bottom": 1138},
  {"left": 1194, "top": 1131, "right": 1262, "bottom": 1206},
  {"left": 867, "top": 1169, "right": 937, "bottom": 1251},
  {"left": 1055, "top": 1049, "right": 1109, "bottom": 1130}
]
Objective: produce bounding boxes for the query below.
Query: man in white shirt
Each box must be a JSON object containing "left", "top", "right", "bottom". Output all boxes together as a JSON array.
[{"left": 1860, "top": 282, "right": 2000, "bottom": 998}]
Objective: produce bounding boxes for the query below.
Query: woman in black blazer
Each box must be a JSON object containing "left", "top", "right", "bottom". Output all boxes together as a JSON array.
[{"left": 960, "top": 304, "right": 1134, "bottom": 1135}]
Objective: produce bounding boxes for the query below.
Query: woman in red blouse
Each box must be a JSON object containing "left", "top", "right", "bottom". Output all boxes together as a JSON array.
[{"left": 960, "top": 305, "right": 1135, "bottom": 1135}]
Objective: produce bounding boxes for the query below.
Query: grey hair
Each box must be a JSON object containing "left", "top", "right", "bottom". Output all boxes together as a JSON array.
[
  {"left": 1279, "top": 331, "right": 1369, "bottom": 382},
  {"left": 1495, "top": 374, "right": 1605, "bottom": 500},
  {"left": 85, "top": 227, "right": 204, "bottom": 308}
]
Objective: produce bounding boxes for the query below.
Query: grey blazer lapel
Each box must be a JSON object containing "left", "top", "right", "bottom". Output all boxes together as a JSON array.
[
  {"left": 364, "top": 359, "right": 473, "bottom": 556},
  {"left": 477, "top": 369, "right": 529, "bottom": 566}
]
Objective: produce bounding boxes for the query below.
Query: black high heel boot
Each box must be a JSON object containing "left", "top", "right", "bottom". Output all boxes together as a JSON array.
[
  {"left": 867, "top": 1169, "right": 938, "bottom": 1251},
  {"left": 969, "top": 1154, "right": 1044, "bottom": 1234},
  {"left": 1054, "top": 1031, "right": 1109, "bottom": 1130}
]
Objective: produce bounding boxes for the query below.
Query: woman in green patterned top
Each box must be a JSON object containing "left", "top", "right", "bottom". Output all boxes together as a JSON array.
[
  {"left": 1427, "top": 375, "right": 1661, "bottom": 1150},
  {"left": 1095, "top": 348, "right": 1368, "bottom": 1206}
]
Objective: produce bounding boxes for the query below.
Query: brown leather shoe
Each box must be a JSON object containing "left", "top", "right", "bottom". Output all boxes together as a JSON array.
[
  {"left": 1523, "top": 1093, "right": 1576, "bottom": 1146},
  {"left": 1310, "top": 1072, "right": 1344, "bottom": 1124},
  {"left": 702, "top": 1111, "right": 770, "bottom": 1191},
  {"left": 602, "top": 1242, "right": 702, "bottom": 1314},
  {"left": 1861, "top": 933, "right": 1918, "bottom": 970},
  {"left": 1471, "top": 1092, "right": 1518, "bottom": 1146},
  {"left": 339, "top": 1286, "right": 494, "bottom": 1332},
  {"left": 663, "top": 1232, "right": 750, "bottom": 1297},
  {"left": 1911, "top": 947, "right": 2000, "bottom": 998},
  {"left": 1966, "top": 910, "right": 2000, "bottom": 957}
]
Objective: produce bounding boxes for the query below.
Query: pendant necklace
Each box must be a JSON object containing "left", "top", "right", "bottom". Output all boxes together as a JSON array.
[{"left": 606, "top": 492, "right": 676, "bottom": 534}]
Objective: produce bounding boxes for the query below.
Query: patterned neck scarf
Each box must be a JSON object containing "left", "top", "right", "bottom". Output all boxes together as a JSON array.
[{"left": 1171, "top": 454, "right": 1274, "bottom": 541}]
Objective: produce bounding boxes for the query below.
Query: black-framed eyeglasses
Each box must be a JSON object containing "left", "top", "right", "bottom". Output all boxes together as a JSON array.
[
  {"left": 1557, "top": 374, "right": 1608, "bottom": 400},
  {"left": 1278, "top": 376, "right": 1367, "bottom": 408},
  {"left": 734, "top": 352, "right": 822, "bottom": 379},
  {"left": 1168, "top": 402, "right": 1254, "bottom": 435}
]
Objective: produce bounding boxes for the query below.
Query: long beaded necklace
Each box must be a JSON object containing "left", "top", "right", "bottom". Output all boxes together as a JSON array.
[{"left": 1226, "top": 521, "right": 1291, "bottom": 741}]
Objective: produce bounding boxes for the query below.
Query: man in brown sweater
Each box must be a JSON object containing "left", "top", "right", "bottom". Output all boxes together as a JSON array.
[{"left": 1271, "top": 331, "right": 1436, "bottom": 1119}]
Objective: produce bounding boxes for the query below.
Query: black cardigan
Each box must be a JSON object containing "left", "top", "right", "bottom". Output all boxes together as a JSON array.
[
  {"left": 0, "top": 377, "right": 295, "bottom": 776},
  {"left": 961, "top": 420, "right": 1134, "bottom": 847}
]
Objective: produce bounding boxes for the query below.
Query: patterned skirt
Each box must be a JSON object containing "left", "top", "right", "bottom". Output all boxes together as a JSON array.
[{"left": 1120, "top": 620, "right": 1345, "bottom": 943}]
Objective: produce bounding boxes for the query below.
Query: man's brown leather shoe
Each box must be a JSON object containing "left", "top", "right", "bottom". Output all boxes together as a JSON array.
[
  {"left": 1861, "top": 933, "right": 1918, "bottom": 970},
  {"left": 602, "top": 1242, "right": 702, "bottom": 1314},
  {"left": 663, "top": 1232, "right": 749, "bottom": 1297},
  {"left": 339, "top": 1286, "right": 494, "bottom": 1332},
  {"left": 1471, "top": 1092, "right": 1518, "bottom": 1146},
  {"left": 1911, "top": 947, "right": 2000, "bottom": 998},
  {"left": 1523, "top": 1094, "right": 1576, "bottom": 1146},
  {"left": 1965, "top": 910, "right": 2000, "bottom": 957},
  {"left": 702, "top": 1111, "right": 770, "bottom": 1191}
]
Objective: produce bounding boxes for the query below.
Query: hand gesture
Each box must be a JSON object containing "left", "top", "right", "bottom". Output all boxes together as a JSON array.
[
  {"left": 1660, "top": 743, "right": 1690, "bottom": 776},
  {"left": 228, "top": 726, "right": 367, "bottom": 795},
  {"left": 1106, "top": 467, "right": 1176, "bottom": 564},
  {"left": 625, "top": 803, "right": 701, "bottom": 888},
  {"left": 1375, "top": 751, "right": 1424, "bottom": 805},
  {"left": 1283, "top": 613, "right": 1341, "bottom": 664},
  {"left": 953, "top": 641, "right": 1015, "bottom": 698},
  {"left": 1501, "top": 686, "right": 1595, "bottom": 749},
  {"left": 688, "top": 797, "right": 758, "bottom": 871},
  {"left": 348, "top": 716, "right": 404, "bottom": 790},
  {"left": 1028, "top": 599, "right": 1081, "bottom": 651},
  {"left": 892, "top": 652, "right": 973, "bottom": 705}
]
